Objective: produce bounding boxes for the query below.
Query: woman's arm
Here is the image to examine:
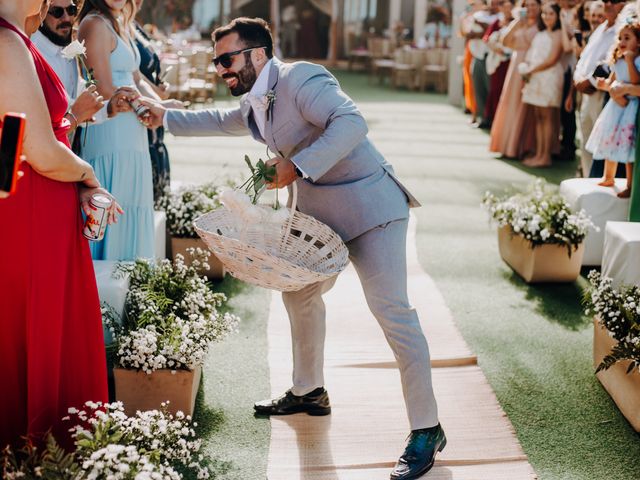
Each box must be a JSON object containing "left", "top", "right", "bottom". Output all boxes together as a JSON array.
[
  {"left": 561, "top": 19, "right": 574, "bottom": 53},
  {"left": 501, "top": 18, "right": 525, "bottom": 50},
  {"left": 78, "top": 16, "right": 118, "bottom": 99},
  {"left": 625, "top": 52, "right": 640, "bottom": 85},
  {"left": 529, "top": 32, "right": 563, "bottom": 74},
  {"left": 600, "top": 72, "right": 629, "bottom": 106},
  {"left": 0, "top": 30, "right": 97, "bottom": 185},
  {"left": 133, "top": 70, "right": 162, "bottom": 101},
  {"left": 611, "top": 80, "right": 640, "bottom": 98}
]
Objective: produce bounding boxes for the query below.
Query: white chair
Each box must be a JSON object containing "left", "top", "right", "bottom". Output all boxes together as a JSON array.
[
  {"left": 602, "top": 221, "right": 640, "bottom": 288},
  {"left": 560, "top": 178, "right": 630, "bottom": 265}
]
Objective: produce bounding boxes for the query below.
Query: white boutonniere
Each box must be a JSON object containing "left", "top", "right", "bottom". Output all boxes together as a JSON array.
[
  {"left": 266, "top": 90, "right": 276, "bottom": 121},
  {"left": 61, "top": 40, "right": 96, "bottom": 87}
]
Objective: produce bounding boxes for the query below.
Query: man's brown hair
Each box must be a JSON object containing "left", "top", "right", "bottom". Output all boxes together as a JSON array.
[{"left": 213, "top": 17, "right": 274, "bottom": 59}]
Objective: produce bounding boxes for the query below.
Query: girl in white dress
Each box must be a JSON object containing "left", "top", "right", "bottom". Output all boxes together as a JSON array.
[{"left": 518, "top": 2, "right": 564, "bottom": 167}]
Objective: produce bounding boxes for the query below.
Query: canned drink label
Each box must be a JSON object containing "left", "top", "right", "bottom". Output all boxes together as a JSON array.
[{"left": 83, "top": 194, "right": 111, "bottom": 241}]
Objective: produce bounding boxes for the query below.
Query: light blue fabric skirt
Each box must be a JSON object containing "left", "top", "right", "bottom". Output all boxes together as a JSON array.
[{"left": 82, "top": 111, "right": 155, "bottom": 261}]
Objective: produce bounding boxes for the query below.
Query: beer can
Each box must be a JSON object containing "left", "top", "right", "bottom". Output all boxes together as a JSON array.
[
  {"left": 129, "top": 97, "right": 150, "bottom": 118},
  {"left": 83, "top": 193, "right": 112, "bottom": 242}
]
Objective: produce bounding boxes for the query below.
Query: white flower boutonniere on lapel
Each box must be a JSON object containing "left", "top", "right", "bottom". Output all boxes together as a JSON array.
[{"left": 266, "top": 90, "right": 276, "bottom": 121}]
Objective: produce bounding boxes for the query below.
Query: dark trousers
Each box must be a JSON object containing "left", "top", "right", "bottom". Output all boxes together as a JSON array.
[
  {"left": 471, "top": 57, "right": 489, "bottom": 123},
  {"left": 560, "top": 67, "right": 576, "bottom": 155}
]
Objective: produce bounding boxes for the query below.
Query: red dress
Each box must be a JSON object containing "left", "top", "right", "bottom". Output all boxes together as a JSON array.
[{"left": 0, "top": 17, "right": 107, "bottom": 449}]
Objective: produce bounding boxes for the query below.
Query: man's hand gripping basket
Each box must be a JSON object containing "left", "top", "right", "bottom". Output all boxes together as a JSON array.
[{"left": 194, "top": 182, "right": 349, "bottom": 292}]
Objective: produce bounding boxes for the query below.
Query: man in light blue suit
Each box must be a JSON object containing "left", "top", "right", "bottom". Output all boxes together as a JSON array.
[{"left": 143, "top": 17, "right": 445, "bottom": 480}]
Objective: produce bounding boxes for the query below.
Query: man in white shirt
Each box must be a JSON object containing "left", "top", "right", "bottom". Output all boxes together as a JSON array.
[
  {"left": 573, "top": 0, "right": 627, "bottom": 176},
  {"left": 31, "top": 0, "right": 130, "bottom": 151}
]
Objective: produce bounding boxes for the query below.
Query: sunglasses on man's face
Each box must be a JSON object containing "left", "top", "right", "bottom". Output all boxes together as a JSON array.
[
  {"left": 48, "top": 5, "right": 78, "bottom": 19},
  {"left": 602, "top": 0, "right": 624, "bottom": 4},
  {"left": 212, "top": 46, "right": 266, "bottom": 69}
]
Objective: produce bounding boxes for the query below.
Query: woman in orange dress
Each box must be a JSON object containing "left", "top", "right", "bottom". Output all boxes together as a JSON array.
[{"left": 489, "top": 0, "right": 541, "bottom": 158}]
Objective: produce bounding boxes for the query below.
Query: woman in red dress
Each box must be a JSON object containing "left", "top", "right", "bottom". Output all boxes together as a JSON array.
[{"left": 0, "top": 0, "right": 122, "bottom": 448}]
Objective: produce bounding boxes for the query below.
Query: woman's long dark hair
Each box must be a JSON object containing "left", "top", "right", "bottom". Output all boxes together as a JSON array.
[
  {"left": 77, "top": 0, "right": 136, "bottom": 35},
  {"left": 537, "top": 2, "right": 561, "bottom": 31}
]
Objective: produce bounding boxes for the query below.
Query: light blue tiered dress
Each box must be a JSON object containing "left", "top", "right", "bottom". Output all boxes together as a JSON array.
[
  {"left": 82, "top": 15, "right": 154, "bottom": 261},
  {"left": 586, "top": 57, "right": 640, "bottom": 164}
]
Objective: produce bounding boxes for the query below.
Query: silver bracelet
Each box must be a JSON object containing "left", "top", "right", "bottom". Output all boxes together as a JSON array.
[{"left": 66, "top": 110, "right": 79, "bottom": 129}]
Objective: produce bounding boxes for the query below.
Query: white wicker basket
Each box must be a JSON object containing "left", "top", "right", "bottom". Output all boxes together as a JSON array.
[{"left": 194, "top": 183, "right": 350, "bottom": 292}]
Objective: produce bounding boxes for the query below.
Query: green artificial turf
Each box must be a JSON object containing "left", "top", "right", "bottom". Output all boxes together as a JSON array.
[{"left": 194, "top": 278, "right": 271, "bottom": 480}]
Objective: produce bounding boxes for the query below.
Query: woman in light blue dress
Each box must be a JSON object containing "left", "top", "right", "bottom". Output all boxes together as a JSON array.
[{"left": 78, "top": 0, "right": 154, "bottom": 260}]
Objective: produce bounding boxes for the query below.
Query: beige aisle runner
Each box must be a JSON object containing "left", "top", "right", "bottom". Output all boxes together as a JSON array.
[{"left": 266, "top": 215, "right": 537, "bottom": 479}]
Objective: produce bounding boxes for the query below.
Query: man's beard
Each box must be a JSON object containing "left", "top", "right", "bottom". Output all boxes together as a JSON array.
[
  {"left": 39, "top": 21, "right": 72, "bottom": 47},
  {"left": 223, "top": 59, "right": 257, "bottom": 96}
]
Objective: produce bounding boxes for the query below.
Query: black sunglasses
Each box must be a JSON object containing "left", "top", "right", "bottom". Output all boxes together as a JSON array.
[
  {"left": 602, "top": 0, "right": 625, "bottom": 3},
  {"left": 48, "top": 4, "right": 78, "bottom": 19},
  {"left": 212, "top": 46, "right": 266, "bottom": 69}
]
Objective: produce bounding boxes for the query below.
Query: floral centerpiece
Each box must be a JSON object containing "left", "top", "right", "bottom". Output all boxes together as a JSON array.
[
  {"left": 105, "top": 249, "right": 239, "bottom": 415},
  {"left": 157, "top": 182, "right": 228, "bottom": 278},
  {"left": 583, "top": 270, "right": 640, "bottom": 431},
  {"left": 1, "top": 401, "right": 214, "bottom": 479},
  {"left": 482, "top": 179, "right": 595, "bottom": 282}
]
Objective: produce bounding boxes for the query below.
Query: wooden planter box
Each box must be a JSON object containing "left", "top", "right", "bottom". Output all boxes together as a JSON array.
[
  {"left": 171, "top": 237, "right": 225, "bottom": 280},
  {"left": 114, "top": 366, "right": 201, "bottom": 417},
  {"left": 593, "top": 319, "right": 640, "bottom": 431},
  {"left": 497, "top": 226, "right": 584, "bottom": 283}
]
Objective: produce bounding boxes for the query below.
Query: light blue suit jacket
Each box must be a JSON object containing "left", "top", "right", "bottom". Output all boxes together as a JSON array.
[{"left": 166, "top": 57, "right": 419, "bottom": 241}]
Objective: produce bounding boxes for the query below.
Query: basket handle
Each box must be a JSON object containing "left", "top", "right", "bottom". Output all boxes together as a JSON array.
[{"left": 280, "top": 181, "right": 298, "bottom": 249}]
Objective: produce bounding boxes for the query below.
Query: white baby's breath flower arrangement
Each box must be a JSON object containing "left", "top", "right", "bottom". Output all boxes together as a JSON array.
[
  {"left": 1, "top": 402, "right": 213, "bottom": 479},
  {"left": 482, "top": 178, "right": 596, "bottom": 255},
  {"left": 104, "top": 249, "right": 239, "bottom": 373},
  {"left": 583, "top": 270, "right": 640, "bottom": 374},
  {"left": 67, "top": 401, "right": 211, "bottom": 479},
  {"left": 157, "top": 182, "right": 225, "bottom": 238}
]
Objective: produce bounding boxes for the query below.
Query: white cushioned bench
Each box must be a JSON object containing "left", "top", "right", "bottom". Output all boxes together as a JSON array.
[
  {"left": 602, "top": 221, "right": 640, "bottom": 288},
  {"left": 559, "top": 178, "right": 630, "bottom": 266}
]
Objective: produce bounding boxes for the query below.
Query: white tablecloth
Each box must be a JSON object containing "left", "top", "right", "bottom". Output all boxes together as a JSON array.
[
  {"left": 602, "top": 221, "right": 640, "bottom": 288},
  {"left": 559, "top": 178, "right": 630, "bottom": 266},
  {"left": 94, "top": 260, "right": 130, "bottom": 344}
]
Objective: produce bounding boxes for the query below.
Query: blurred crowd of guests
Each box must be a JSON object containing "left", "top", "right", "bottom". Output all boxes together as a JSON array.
[{"left": 460, "top": 0, "right": 639, "bottom": 196}]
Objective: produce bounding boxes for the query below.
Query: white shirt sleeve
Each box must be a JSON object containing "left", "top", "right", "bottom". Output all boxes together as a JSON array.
[{"left": 163, "top": 110, "right": 170, "bottom": 131}]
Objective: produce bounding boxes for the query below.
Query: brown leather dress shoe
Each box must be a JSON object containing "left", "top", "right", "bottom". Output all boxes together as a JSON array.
[{"left": 253, "top": 387, "right": 331, "bottom": 416}]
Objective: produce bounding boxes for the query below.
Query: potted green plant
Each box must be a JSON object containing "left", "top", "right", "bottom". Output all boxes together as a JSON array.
[
  {"left": 105, "top": 249, "right": 239, "bottom": 416},
  {"left": 482, "top": 179, "right": 595, "bottom": 283},
  {"left": 158, "top": 182, "right": 227, "bottom": 279},
  {"left": 583, "top": 270, "right": 640, "bottom": 431}
]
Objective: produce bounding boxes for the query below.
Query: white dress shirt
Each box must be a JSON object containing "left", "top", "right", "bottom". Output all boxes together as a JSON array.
[
  {"left": 31, "top": 30, "right": 79, "bottom": 100},
  {"left": 573, "top": 21, "right": 618, "bottom": 87},
  {"left": 246, "top": 58, "right": 273, "bottom": 140},
  {"left": 31, "top": 30, "right": 110, "bottom": 125}
]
